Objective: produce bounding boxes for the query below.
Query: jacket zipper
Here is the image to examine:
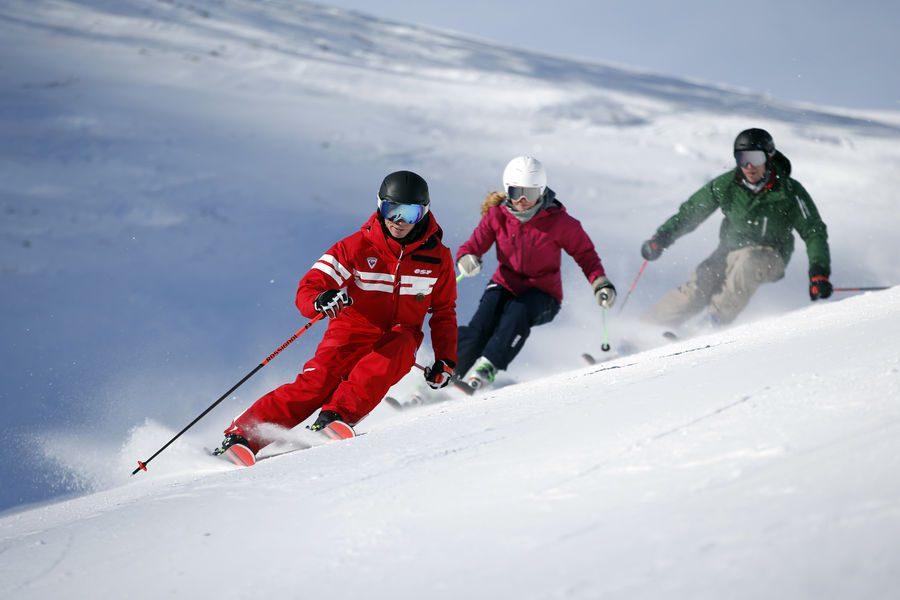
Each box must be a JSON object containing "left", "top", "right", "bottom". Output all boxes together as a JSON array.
[
  {"left": 391, "top": 245, "right": 405, "bottom": 325},
  {"left": 513, "top": 221, "right": 523, "bottom": 274}
]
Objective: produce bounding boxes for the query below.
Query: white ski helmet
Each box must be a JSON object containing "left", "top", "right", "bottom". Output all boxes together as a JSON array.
[{"left": 502, "top": 156, "right": 547, "bottom": 193}]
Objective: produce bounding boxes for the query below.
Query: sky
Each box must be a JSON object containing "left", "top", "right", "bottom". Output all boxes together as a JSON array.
[{"left": 319, "top": 0, "right": 900, "bottom": 111}]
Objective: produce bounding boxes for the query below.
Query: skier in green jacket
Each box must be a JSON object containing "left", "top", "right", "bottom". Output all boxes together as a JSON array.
[{"left": 640, "top": 128, "right": 831, "bottom": 327}]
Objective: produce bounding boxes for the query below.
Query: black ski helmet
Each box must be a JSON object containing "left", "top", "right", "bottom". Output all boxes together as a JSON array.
[
  {"left": 378, "top": 170, "right": 430, "bottom": 206},
  {"left": 734, "top": 128, "right": 775, "bottom": 155}
]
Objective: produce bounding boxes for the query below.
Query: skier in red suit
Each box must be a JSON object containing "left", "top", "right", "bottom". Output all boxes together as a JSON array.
[{"left": 214, "top": 171, "right": 457, "bottom": 464}]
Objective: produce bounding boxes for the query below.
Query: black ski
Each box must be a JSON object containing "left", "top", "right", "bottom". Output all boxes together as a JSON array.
[
  {"left": 383, "top": 396, "right": 403, "bottom": 410},
  {"left": 383, "top": 395, "right": 425, "bottom": 411},
  {"left": 450, "top": 377, "right": 476, "bottom": 396}
]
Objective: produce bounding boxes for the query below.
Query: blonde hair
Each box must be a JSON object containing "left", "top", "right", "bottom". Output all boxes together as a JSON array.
[{"left": 480, "top": 191, "right": 506, "bottom": 217}]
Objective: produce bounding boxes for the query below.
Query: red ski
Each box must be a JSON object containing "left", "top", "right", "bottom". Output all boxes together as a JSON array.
[
  {"left": 221, "top": 442, "right": 256, "bottom": 467},
  {"left": 215, "top": 421, "right": 357, "bottom": 468}
]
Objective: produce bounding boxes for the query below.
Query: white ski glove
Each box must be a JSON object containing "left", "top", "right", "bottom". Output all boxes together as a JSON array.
[
  {"left": 592, "top": 276, "right": 617, "bottom": 309},
  {"left": 457, "top": 254, "right": 482, "bottom": 278}
]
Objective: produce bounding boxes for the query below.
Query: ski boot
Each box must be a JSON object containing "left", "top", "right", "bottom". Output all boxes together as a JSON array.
[
  {"left": 464, "top": 356, "right": 497, "bottom": 390},
  {"left": 212, "top": 433, "right": 256, "bottom": 467},
  {"left": 308, "top": 410, "right": 356, "bottom": 440}
]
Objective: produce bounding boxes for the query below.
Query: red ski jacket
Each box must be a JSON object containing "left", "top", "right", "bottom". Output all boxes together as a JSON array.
[
  {"left": 457, "top": 198, "right": 606, "bottom": 304},
  {"left": 296, "top": 212, "right": 458, "bottom": 363}
]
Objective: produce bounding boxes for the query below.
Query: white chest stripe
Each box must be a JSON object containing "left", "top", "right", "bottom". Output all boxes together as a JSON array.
[
  {"left": 354, "top": 269, "right": 394, "bottom": 293},
  {"left": 399, "top": 275, "right": 438, "bottom": 296},
  {"left": 350, "top": 271, "right": 438, "bottom": 296},
  {"left": 356, "top": 280, "right": 394, "bottom": 293},
  {"left": 355, "top": 270, "right": 394, "bottom": 282}
]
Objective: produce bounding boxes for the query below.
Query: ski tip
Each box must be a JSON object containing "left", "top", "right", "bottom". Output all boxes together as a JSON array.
[
  {"left": 223, "top": 444, "right": 257, "bottom": 467},
  {"left": 581, "top": 353, "right": 597, "bottom": 365},
  {"left": 322, "top": 420, "right": 356, "bottom": 440}
]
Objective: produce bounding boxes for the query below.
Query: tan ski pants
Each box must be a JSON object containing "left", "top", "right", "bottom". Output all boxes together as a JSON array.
[{"left": 643, "top": 246, "right": 786, "bottom": 327}]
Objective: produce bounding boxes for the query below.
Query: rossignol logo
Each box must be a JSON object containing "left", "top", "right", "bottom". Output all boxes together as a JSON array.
[
  {"left": 414, "top": 268, "right": 433, "bottom": 275},
  {"left": 367, "top": 257, "right": 377, "bottom": 268}
]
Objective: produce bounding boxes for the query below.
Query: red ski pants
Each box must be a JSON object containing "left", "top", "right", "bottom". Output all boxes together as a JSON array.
[{"left": 227, "top": 322, "right": 421, "bottom": 452}]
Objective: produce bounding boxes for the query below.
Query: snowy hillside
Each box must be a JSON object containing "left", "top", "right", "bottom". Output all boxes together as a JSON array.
[
  {"left": 2, "top": 1, "right": 900, "bottom": 590},
  {"left": 3, "top": 287, "right": 899, "bottom": 599}
]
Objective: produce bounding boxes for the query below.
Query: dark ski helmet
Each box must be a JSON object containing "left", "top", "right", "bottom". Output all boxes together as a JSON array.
[
  {"left": 377, "top": 170, "right": 431, "bottom": 227},
  {"left": 378, "top": 170, "right": 430, "bottom": 206},
  {"left": 734, "top": 128, "right": 775, "bottom": 155}
]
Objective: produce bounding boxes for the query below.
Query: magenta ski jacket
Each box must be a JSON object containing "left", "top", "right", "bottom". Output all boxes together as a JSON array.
[{"left": 456, "top": 195, "right": 606, "bottom": 304}]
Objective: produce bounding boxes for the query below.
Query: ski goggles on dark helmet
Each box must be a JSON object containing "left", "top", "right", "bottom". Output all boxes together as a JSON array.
[
  {"left": 734, "top": 150, "right": 767, "bottom": 168},
  {"left": 507, "top": 186, "right": 543, "bottom": 203},
  {"left": 378, "top": 198, "right": 429, "bottom": 224}
]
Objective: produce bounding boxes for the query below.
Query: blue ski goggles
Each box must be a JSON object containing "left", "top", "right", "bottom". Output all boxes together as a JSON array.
[
  {"left": 735, "top": 150, "right": 767, "bottom": 168},
  {"left": 378, "top": 198, "right": 429, "bottom": 224},
  {"left": 507, "top": 186, "right": 543, "bottom": 203}
]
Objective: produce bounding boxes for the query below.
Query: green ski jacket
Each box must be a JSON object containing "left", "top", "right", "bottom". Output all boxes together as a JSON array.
[{"left": 655, "top": 152, "right": 830, "bottom": 276}]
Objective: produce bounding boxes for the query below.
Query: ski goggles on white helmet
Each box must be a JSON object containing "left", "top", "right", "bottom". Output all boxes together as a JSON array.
[
  {"left": 734, "top": 150, "right": 767, "bottom": 168},
  {"left": 378, "top": 198, "right": 429, "bottom": 224},
  {"left": 507, "top": 186, "right": 543, "bottom": 203}
]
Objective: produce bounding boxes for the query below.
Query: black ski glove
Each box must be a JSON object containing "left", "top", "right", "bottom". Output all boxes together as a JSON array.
[
  {"left": 640, "top": 233, "right": 670, "bottom": 261},
  {"left": 424, "top": 359, "right": 456, "bottom": 390},
  {"left": 314, "top": 289, "right": 353, "bottom": 318},
  {"left": 809, "top": 266, "right": 833, "bottom": 300}
]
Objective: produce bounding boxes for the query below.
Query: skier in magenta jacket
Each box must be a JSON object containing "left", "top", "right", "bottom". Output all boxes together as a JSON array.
[
  {"left": 455, "top": 156, "right": 615, "bottom": 388},
  {"left": 214, "top": 171, "right": 458, "bottom": 465}
]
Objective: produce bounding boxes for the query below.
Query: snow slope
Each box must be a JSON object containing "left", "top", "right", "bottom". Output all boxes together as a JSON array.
[
  {"left": 2, "top": 288, "right": 899, "bottom": 599},
  {"left": 1, "top": 2, "right": 900, "bottom": 591}
]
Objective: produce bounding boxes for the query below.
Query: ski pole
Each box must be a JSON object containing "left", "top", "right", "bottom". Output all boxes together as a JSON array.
[
  {"left": 456, "top": 273, "right": 465, "bottom": 283},
  {"left": 132, "top": 313, "right": 325, "bottom": 476},
  {"left": 617, "top": 260, "right": 648, "bottom": 314},
  {"left": 832, "top": 286, "right": 890, "bottom": 292},
  {"left": 600, "top": 307, "right": 611, "bottom": 352}
]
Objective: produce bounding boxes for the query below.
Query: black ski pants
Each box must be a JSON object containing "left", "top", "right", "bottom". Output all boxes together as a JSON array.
[{"left": 456, "top": 282, "right": 560, "bottom": 376}]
